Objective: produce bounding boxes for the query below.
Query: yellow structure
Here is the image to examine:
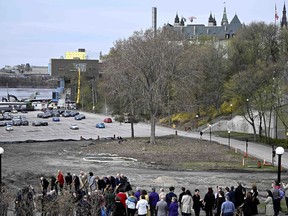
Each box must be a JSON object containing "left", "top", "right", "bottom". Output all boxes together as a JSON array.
[{"left": 65, "top": 51, "right": 86, "bottom": 60}]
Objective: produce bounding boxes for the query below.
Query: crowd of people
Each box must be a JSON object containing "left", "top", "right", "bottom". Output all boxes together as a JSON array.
[{"left": 12, "top": 170, "right": 288, "bottom": 216}]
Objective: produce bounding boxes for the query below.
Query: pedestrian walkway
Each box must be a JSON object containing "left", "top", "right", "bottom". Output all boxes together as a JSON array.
[{"left": 174, "top": 130, "right": 288, "bottom": 169}]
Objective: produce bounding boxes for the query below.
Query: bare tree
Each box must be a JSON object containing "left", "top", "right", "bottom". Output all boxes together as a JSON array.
[{"left": 104, "top": 28, "right": 185, "bottom": 144}]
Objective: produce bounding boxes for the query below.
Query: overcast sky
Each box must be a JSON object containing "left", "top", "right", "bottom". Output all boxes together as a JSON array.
[{"left": 0, "top": 0, "right": 283, "bottom": 67}]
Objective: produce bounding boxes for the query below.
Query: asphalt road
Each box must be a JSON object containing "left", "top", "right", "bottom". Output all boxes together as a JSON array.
[{"left": 0, "top": 110, "right": 287, "bottom": 169}]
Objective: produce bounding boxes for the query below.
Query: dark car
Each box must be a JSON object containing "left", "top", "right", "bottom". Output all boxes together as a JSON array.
[
  {"left": 37, "top": 113, "right": 44, "bottom": 118},
  {"left": 41, "top": 121, "right": 48, "bottom": 126},
  {"left": 21, "top": 119, "right": 29, "bottom": 126},
  {"left": 42, "top": 112, "right": 52, "bottom": 118},
  {"left": 52, "top": 117, "right": 60, "bottom": 122},
  {"left": 0, "top": 122, "right": 6, "bottom": 127},
  {"left": 74, "top": 114, "right": 85, "bottom": 120},
  {"left": 96, "top": 123, "right": 105, "bottom": 129},
  {"left": 69, "top": 111, "right": 79, "bottom": 117}
]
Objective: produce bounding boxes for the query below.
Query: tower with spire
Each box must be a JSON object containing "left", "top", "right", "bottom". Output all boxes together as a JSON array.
[
  {"left": 281, "top": 3, "right": 287, "bottom": 28},
  {"left": 174, "top": 13, "right": 180, "bottom": 27},
  {"left": 208, "top": 13, "right": 215, "bottom": 26},
  {"left": 221, "top": 6, "right": 229, "bottom": 26}
]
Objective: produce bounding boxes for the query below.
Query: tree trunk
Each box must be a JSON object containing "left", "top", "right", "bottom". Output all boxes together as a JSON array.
[{"left": 150, "top": 112, "right": 156, "bottom": 144}]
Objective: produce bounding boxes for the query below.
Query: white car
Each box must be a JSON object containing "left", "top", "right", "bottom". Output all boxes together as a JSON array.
[
  {"left": 69, "top": 124, "right": 79, "bottom": 130},
  {"left": 5, "top": 125, "right": 13, "bottom": 131}
]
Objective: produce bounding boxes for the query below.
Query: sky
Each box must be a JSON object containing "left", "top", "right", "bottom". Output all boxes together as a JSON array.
[{"left": 0, "top": 0, "right": 283, "bottom": 67}]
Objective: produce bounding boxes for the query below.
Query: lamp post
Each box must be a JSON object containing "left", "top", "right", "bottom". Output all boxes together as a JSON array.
[
  {"left": 0, "top": 147, "right": 4, "bottom": 192},
  {"left": 195, "top": 114, "right": 199, "bottom": 130},
  {"left": 228, "top": 131, "right": 231, "bottom": 148},
  {"left": 276, "top": 146, "right": 284, "bottom": 184},
  {"left": 209, "top": 124, "right": 212, "bottom": 142},
  {"left": 245, "top": 139, "right": 248, "bottom": 158},
  {"left": 230, "top": 103, "right": 233, "bottom": 118}
]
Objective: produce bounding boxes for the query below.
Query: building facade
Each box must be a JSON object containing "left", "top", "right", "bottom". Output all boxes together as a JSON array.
[{"left": 166, "top": 6, "right": 242, "bottom": 40}]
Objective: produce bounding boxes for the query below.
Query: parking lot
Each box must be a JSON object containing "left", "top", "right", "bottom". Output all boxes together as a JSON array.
[{"left": 0, "top": 110, "right": 177, "bottom": 142}]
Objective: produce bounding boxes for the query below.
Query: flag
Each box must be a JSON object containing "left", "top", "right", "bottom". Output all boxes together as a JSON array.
[
  {"left": 275, "top": 4, "right": 279, "bottom": 20},
  {"left": 189, "top": 16, "right": 197, "bottom": 23}
]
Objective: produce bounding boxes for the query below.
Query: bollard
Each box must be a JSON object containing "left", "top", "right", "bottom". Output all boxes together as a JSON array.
[
  {"left": 175, "top": 131, "right": 178, "bottom": 136},
  {"left": 97, "top": 135, "right": 100, "bottom": 140},
  {"left": 242, "top": 158, "right": 245, "bottom": 166},
  {"left": 113, "top": 134, "right": 116, "bottom": 139}
]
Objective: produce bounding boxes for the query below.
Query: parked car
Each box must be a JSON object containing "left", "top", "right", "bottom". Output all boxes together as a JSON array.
[
  {"left": 69, "top": 111, "right": 79, "bottom": 117},
  {"left": 21, "top": 119, "right": 29, "bottom": 126},
  {"left": 104, "top": 118, "right": 112, "bottom": 123},
  {"left": 5, "top": 124, "right": 13, "bottom": 131},
  {"left": 12, "top": 119, "right": 22, "bottom": 126},
  {"left": 37, "top": 113, "right": 43, "bottom": 118},
  {"left": 52, "top": 117, "right": 60, "bottom": 122},
  {"left": 42, "top": 112, "right": 52, "bottom": 118},
  {"left": 32, "top": 121, "right": 42, "bottom": 126},
  {"left": 62, "top": 112, "right": 70, "bottom": 117},
  {"left": 41, "top": 121, "right": 48, "bottom": 126},
  {"left": 75, "top": 114, "right": 85, "bottom": 120},
  {"left": 96, "top": 123, "right": 105, "bottom": 129},
  {"left": 0, "top": 122, "right": 6, "bottom": 127},
  {"left": 11, "top": 109, "right": 18, "bottom": 114},
  {"left": 69, "top": 124, "right": 79, "bottom": 130}
]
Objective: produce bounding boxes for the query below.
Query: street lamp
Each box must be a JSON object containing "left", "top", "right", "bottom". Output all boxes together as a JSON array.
[
  {"left": 230, "top": 104, "right": 233, "bottom": 118},
  {"left": 195, "top": 114, "right": 199, "bottom": 129},
  {"left": 228, "top": 131, "right": 231, "bottom": 148},
  {"left": 209, "top": 124, "right": 212, "bottom": 142},
  {"left": 0, "top": 147, "right": 4, "bottom": 192},
  {"left": 276, "top": 146, "right": 284, "bottom": 183}
]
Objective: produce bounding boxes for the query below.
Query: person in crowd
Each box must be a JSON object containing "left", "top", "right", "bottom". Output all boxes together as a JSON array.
[
  {"left": 88, "top": 172, "right": 97, "bottom": 193},
  {"left": 135, "top": 187, "right": 141, "bottom": 201},
  {"left": 126, "top": 191, "right": 137, "bottom": 216},
  {"left": 156, "top": 195, "right": 168, "bottom": 216},
  {"left": 227, "top": 186, "right": 236, "bottom": 206},
  {"left": 272, "top": 181, "right": 281, "bottom": 216},
  {"left": 264, "top": 189, "right": 273, "bottom": 216},
  {"left": 169, "top": 196, "right": 179, "bottom": 216},
  {"left": 98, "top": 175, "right": 107, "bottom": 192},
  {"left": 76, "top": 195, "right": 91, "bottom": 215},
  {"left": 79, "top": 171, "right": 88, "bottom": 193},
  {"left": 137, "top": 194, "right": 150, "bottom": 216},
  {"left": 204, "top": 187, "right": 215, "bottom": 216},
  {"left": 282, "top": 181, "right": 288, "bottom": 214},
  {"left": 105, "top": 188, "right": 116, "bottom": 216},
  {"left": 220, "top": 195, "right": 235, "bottom": 216},
  {"left": 166, "top": 186, "right": 177, "bottom": 207},
  {"left": 50, "top": 175, "right": 58, "bottom": 195},
  {"left": 251, "top": 184, "right": 259, "bottom": 215},
  {"left": 159, "top": 188, "right": 166, "bottom": 199},
  {"left": 117, "top": 188, "right": 128, "bottom": 209},
  {"left": 235, "top": 182, "right": 246, "bottom": 208},
  {"left": 73, "top": 174, "right": 80, "bottom": 192},
  {"left": 57, "top": 170, "right": 64, "bottom": 194},
  {"left": 40, "top": 176, "right": 49, "bottom": 195},
  {"left": 113, "top": 195, "right": 126, "bottom": 216},
  {"left": 105, "top": 175, "right": 116, "bottom": 191},
  {"left": 149, "top": 187, "right": 159, "bottom": 216},
  {"left": 241, "top": 192, "right": 253, "bottom": 216},
  {"left": 181, "top": 190, "right": 193, "bottom": 216},
  {"left": 192, "top": 189, "right": 202, "bottom": 216},
  {"left": 65, "top": 172, "right": 73, "bottom": 190},
  {"left": 179, "top": 187, "right": 186, "bottom": 212},
  {"left": 215, "top": 190, "right": 225, "bottom": 216}
]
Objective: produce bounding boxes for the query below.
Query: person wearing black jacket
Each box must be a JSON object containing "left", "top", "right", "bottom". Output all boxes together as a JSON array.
[
  {"left": 166, "top": 186, "right": 177, "bottom": 207},
  {"left": 193, "top": 189, "right": 203, "bottom": 216},
  {"left": 204, "top": 187, "right": 215, "bottom": 216}
]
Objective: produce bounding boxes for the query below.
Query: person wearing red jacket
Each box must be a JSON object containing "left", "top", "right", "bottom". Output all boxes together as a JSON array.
[{"left": 57, "top": 170, "right": 65, "bottom": 193}]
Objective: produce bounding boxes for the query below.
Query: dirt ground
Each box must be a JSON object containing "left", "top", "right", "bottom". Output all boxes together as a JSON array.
[{"left": 0, "top": 135, "right": 283, "bottom": 212}]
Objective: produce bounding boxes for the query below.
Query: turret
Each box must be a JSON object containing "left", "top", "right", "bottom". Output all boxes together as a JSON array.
[
  {"left": 281, "top": 3, "right": 287, "bottom": 28},
  {"left": 221, "top": 6, "right": 229, "bottom": 26}
]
